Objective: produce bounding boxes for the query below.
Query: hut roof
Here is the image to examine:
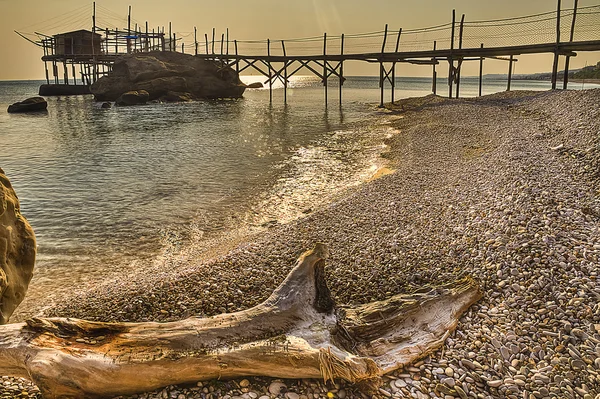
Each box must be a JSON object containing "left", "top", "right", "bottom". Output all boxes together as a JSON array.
[{"left": 54, "top": 29, "right": 102, "bottom": 38}]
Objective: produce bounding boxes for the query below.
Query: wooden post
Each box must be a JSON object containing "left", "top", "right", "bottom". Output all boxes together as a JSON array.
[
  {"left": 391, "top": 29, "right": 401, "bottom": 104},
  {"left": 145, "top": 22, "right": 149, "bottom": 52},
  {"left": 205, "top": 33, "right": 209, "bottom": 55},
  {"left": 551, "top": 0, "right": 561, "bottom": 90},
  {"left": 169, "top": 22, "right": 172, "bottom": 51},
  {"left": 323, "top": 32, "right": 328, "bottom": 106},
  {"left": 226, "top": 28, "right": 229, "bottom": 57},
  {"left": 212, "top": 28, "right": 215, "bottom": 55},
  {"left": 173, "top": 33, "right": 177, "bottom": 52},
  {"left": 507, "top": 54, "right": 514, "bottom": 91},
  {"left": 194, "top": 27, "right": 198, "bottom": 55},
  {"left": 380, "top": 24, "right": 388, "bottom": 107},
  {"left": 267, "top": 39, "right": 273, "bottom": 103},
  {"left": 92, "top": 2, "right": 97, "bottom": 82},
  {"left": 455, "top": 14, "right": 465, "bottom": 99},
  {"left": 161, "top": 28, "right": 166, "bottom": 51},
  {"left": 221, "top": 33, "right": 224, "bottom": 58},
  {"left": 563, "top": 0, "right": 578, "bottom": 89},
  {"left": 63, "top": 63, "right": 69, "bottom": 85},
  {"left": 479, "top": 43, "right": 484, "bottom": 97},
  {"left": 72, "top": 63, "right": 77, "bottom": 85},
  {"left": 282, "top": 40, "right": 287, "bottom": 104},
  {"left": 128, "top": 6, "right": 132, "bottom": 53},
  {"left": 432, "top": 41, "right": 437, "bottom": 95},
  {"left": 182, "top": 42, "right": 184, "bottom": 53},
  {"left": 339, "top": 33, "right": 344, "bottom": 104},
  {"left": 234, "top": 40, "right": 239, "bottom": 74},
  {"left": 449, "top": 10, "right": 456, "bottom": 99}
]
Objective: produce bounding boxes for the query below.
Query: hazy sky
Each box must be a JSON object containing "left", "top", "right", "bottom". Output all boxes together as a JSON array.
[{"left": 1, "top": 0, "right": 598, "bottom": 80}]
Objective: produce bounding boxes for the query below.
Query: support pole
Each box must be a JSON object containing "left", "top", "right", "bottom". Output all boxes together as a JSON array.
[
  {"left": 128, "top": 6, "right": 132, "bottom": 53},
  {"left": 455, "top": 14, "right": 465, "bottom": 99},
  {"left": 391, "top": 29, "right": 401, "bottom": 104},
  {"left": 563, "top": 0, "right": 578, "bottom": 89},
  {"left": 194, "top": 27, "right": 198, "bottom": 55},
  {"left": 205, "top": 33, "right": 209, "bottom": 55},
  {"left": 145, "top": 22, "right": 149, "bottom": 52},
  {"left": 432, "top": 41, "right": 437, "bottom": 95},
  {"left": 282, "top": 40, "right": 287, "bottom": 104},
  {"left": 449, "top": 10, "right": 456, "bottom": 99},
  {"left": 234, "top": 40, "right": 239, "bottom": 75},
  {"left": 551, "top": 0, "right": 561, "bottom": 90},
  {"left": 507, "top": 54, "right": 514, "bottom": 91},
  {"left": 267, "top": 39, "right": 272, "bottom": 103},
  {"left": 226, "top": 28, "right": 229, "bottom": 58},
  {"left": 221, "top": 33, "right": 224, "bottom": 58},
  {"left": 379, "top": 24, "right": 388, "bottom": 107},
  {"left": 169, "top": 22, "right": 173, "bottom": 51},
  {"left": 479, "top": 43, "right": 484, "bottom": 97},
  {"left": 212, "top": 28, "right": 215, "bottom": 55},
  {"left": 339, "top": 33, "right": 344, "bottom": 104},
  {"left": 323, "top": 32, "right": 328, "bottom": 106}
]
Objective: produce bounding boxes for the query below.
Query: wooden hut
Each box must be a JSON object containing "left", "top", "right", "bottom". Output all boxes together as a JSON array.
[{"left": 53, "top": 30, "right": 102, "bottom": 57}]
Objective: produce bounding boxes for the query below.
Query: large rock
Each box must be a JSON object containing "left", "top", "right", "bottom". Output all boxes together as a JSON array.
[
  {"left": 0, "top": 168, "right": 36, "bottom": 324},
  {"left": 7, "top": 97, "right": 48, "bottom": 113},
  {"left": 91, "top": 51, "right": 247, "bottom": 102}
]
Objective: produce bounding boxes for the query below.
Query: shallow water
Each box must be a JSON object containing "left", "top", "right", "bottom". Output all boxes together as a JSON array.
[{"left": 1, "top": 75, "right": 597, "bottom": 319}]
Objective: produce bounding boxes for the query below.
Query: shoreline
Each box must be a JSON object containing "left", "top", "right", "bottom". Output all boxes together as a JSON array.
[{"left": 4, "top": 89, "right": 600, "bottom": 398}]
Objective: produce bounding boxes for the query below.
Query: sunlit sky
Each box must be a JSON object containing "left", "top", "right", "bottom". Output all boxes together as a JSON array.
[{"left": 0, "top": 0, "right": 598, "bottom": 80}]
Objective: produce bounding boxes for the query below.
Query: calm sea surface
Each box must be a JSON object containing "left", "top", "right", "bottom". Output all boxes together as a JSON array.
[{"left": 0, "top": 75, "right": 597, "bottom": 318}]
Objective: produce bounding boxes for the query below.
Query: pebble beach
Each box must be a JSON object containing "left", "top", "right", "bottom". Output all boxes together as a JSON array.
[{"left": 3, "top": 89, "right": 600, "bottom": 399}]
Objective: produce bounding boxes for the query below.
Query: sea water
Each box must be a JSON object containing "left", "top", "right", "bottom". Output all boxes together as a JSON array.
[{"left": 0, "top": 76, "right": 597, "bottom": 318}]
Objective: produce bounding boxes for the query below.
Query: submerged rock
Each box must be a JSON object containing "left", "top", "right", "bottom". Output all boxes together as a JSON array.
[
  {"left": 0, "top": 168, "right": 36, "bottom": 324},
  {"left": 7, "top": 97, "right": 48, "bottom": 113},
  {"left": 91, "top": 51, "right": 247, "bottom": 102}
]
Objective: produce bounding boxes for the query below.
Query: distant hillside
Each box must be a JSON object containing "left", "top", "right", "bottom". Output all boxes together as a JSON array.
[{"left": 572, "top": 61, "right": 600, "bottom": 79}]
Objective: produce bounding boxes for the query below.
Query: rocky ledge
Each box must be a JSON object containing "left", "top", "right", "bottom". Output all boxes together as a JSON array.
[{"left": 91, "top": 51, "right": 247, "bottom": 102}]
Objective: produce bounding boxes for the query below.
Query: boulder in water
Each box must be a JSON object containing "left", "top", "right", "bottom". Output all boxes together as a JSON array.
[
  {"left": 116, "top": 90, "right": 150, "bottom": 106},
  {"left": 7, "top": 97, "right": 48, "bottom": 114},
  {"left": 0, "top": 168, "right": 36, "bottom": 324},
  {"left": 91, "top": 51, "right": 247, "bottom": 102}
]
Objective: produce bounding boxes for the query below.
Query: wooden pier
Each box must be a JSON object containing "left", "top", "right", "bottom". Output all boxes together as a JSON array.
[{"left": 16, "top": 0, "right": 600, "bottom": 104}]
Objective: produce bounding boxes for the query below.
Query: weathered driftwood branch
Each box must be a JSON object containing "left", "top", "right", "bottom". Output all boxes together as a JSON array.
[{"left": 0, "top": 244, "right": 481, "bottom": 399}]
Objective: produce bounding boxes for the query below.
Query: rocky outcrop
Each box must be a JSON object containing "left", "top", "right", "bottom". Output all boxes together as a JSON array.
[
  {"left": 0, "top": 168, "right": 36, "bottom": 324},
  {"left": 7, "top": 97, "right": 48, "bottom": 114},
  {"left": 91, "top": 51, "right": 247, "bottom": 102}
]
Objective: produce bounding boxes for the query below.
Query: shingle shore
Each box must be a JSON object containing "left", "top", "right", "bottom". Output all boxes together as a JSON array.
[{"left": 3, "top": 89, "right": 599, "bottom": 399}]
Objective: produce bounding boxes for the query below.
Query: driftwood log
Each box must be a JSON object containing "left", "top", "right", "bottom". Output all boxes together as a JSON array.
[{"left": 0, "top": 244, "right": 481, "bottom": 399}]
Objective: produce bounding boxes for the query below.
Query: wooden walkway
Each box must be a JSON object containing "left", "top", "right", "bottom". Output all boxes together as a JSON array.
[{"left": 23, "top": 0, "right": 600, "bottom": 105}]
